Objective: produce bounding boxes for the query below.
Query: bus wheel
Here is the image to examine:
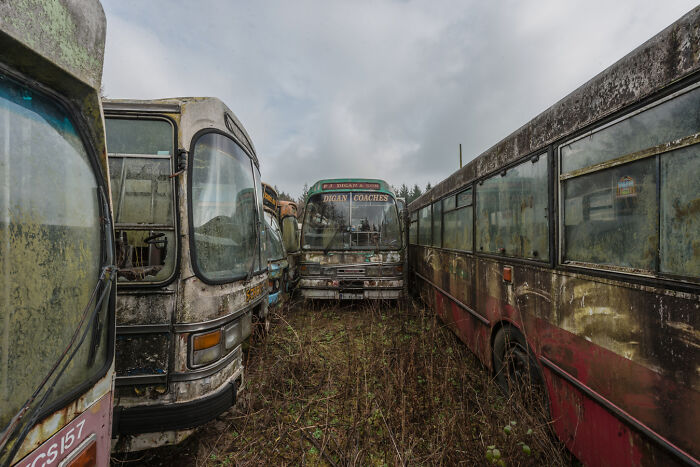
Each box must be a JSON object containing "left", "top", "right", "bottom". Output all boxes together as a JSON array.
[{"left": 493, "top": 325, "right": 544, "bottom": 402}]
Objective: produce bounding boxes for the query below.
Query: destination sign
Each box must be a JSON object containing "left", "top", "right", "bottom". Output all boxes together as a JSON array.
[
  {"left": 322, "top": 182, "right": 381, "bottom": 190},
  {"left": 322, "top": 194, "right": 349, "bottom": 202},
  {"left": 353, "top": 193, "right": 389, "bottom": 202},
  {"left": 263, "top": 186, "right": 278, "bottom": 210}
]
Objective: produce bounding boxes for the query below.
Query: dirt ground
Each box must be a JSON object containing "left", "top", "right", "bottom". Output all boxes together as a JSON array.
[{"left": 112, "top": 299, "right": 571, "bottom": 466}]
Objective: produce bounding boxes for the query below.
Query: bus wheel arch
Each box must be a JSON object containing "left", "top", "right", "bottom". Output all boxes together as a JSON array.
[{"left": 490, "top": 323, "right": 548, "bottom": 410}]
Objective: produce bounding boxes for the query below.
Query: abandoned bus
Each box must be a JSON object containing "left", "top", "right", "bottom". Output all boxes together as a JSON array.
[
  {"left": 262, "top": 183, "right": 288, "bottom": 310},
  {"left": 0, "top": 1, "right": 115, "bottom": 466},
  {"left": 300, "top": 179, "right": 404, "bottom": 300},
  {"left": 279, "top": 200, "right": 301, "bottom": 292},
  {"left": 103, "top": 97, "right": 267, "bottom": 451},
  {"left": 408, "top": 7, "right": 699, "bottom": 466}
]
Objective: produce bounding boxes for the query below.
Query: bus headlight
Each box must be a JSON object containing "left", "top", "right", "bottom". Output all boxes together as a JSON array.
[
  {"left": 223, "top": 321, "right": 242, "bottom": 350},
  {"left": 191, "top": 329, "right": 222, "bottom": 367}
]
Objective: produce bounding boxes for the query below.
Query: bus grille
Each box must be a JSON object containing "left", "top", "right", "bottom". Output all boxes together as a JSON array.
[{"left": 336, "top": 267, "right": 365, "bottom": 277}]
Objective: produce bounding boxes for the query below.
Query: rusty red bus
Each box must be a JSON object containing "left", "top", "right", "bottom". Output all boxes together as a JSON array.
[
  {"left": 0, "top": 1, "right": 115, "bottom": 465},
  {"left": 408, "top": 7, "right": 699, "bottom": 466}
]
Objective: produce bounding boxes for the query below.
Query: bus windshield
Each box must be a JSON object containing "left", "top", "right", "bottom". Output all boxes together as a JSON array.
[
  {"left": 264, "top": 211, "right": 286, "bottom": 261},
  {"left": 302, "top": 192, "right": 401, "bottom": 250},
  {"left": 0, "top": 75, "right": 109, "bottom": 433},
  {"left": 190, "top": 132, "right": 258, "bottom": 281}
]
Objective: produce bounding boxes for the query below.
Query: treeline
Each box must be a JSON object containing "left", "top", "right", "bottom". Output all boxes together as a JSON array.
[
  {"left": 392, "top": 183, "right": 432, "bottom": 204},
  {"left": 273, "top": 185, "right": 296, "bottom": 202}
]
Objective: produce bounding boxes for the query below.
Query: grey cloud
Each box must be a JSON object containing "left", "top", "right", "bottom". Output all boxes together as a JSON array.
[{"left": 102, "top": 0, "right": 697, "bottom": 198}]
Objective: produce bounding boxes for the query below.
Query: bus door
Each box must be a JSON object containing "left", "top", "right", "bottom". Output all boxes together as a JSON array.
[{"left": 105, "top": 116, "right": 178, "bottom": 401}]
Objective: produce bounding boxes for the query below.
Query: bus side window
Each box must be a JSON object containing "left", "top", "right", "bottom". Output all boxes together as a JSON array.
[
  {"left": 432, "top": 201, "right": 442, "bottom": 248},
  {"left": 660, "top": 146, "right": 700, "bottom": 276},
  {"left": 443, "top": 190, "right": 473, "bottom": 251},
  {"left": 560, "top": 85, "right": 700, "bottom": 277},
  {"left": 418, "top": 205, "right": 431, "bottom": 246},
  {"left": 409, "top": 212, "right": 418, "bottom": 245},
  {"left": 562, "top": 158, "right": 657, "bottom": 270},
  {"left": 476, "top": 155, "right": 548, "bottom": 260}
]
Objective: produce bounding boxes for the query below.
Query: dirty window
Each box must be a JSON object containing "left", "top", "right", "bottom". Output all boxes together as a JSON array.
[
  {"left": 302, "top": 192, "right": 401, "bottom": 250},
  {"left": 443, "top": 207, "right": 473, "bottom": 251},
  {"left": 561, "top": 86, "right": 700, "bottom": 173},
  {"left": 191, "top": 132, "right": 258, "bottom": 281},
  {"left": 432, "top": 201, "right": 442, "bottom": 247},
  {"left": 418, "top": 205, "right": 431, "bottom": 246},
  {"left": 476, "top": 156, "right": 548, "bottom": 259},
  {"left": 444, "top": 188, "right": 473, "bottom": 251},
  {"left": 409, "top": 220, "right": 417, "bottom": 245},
  {"left": 105, "top": 118, "right": 173, "bottom": 155},
  {"left": 0, "top": 76, "right": 108, "bottom": 431},
  {"left": 349, "top": 194, "right": 401, "bottom": 249},
  {"left": 302, "top": 193, "right": 350, "bottom": 250},
  {"left": 106, "top": 117, "right": 176, "bottom": 284},
  {"left": 457, "top": 189, "right": 472, "bottom": 207},
  {"left": 660, "top": 145, "right": 700, "bottom": 277},
  {"left": 109, "top": 157, "right": 173, "bottom": 225},
  {"left": 563, "top": 158, "right": 657, "bottom": 269},
  {"left": 265, "top": 211, "right": 286, "bottom": 261}
]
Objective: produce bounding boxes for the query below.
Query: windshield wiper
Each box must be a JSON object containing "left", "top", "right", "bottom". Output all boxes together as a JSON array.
[{"left": 88, "top": 187, "right": 115, "bottom": 367}]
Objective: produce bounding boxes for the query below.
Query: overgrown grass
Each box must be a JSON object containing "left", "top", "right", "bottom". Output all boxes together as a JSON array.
[{"left": 118, "top": 299, "right": 570, "bottom": 466}]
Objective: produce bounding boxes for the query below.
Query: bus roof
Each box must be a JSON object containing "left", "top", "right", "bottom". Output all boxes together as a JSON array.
[
  {"left": 103, "top": 97, "right": 258, "bottom": 167},
  {"left": 0, "top": 0, "right": 106, "bottom": 91},
  {"left": 409, "top": 5, "right": 700, "bottom": 211},
  {"left": 308, "top": 178, "right": 395, "bottom": 197}
]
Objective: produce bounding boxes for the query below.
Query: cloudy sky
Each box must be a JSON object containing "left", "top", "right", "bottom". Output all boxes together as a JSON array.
[{"left": 101, "top": 0, "right": 697, "bottom": 198}]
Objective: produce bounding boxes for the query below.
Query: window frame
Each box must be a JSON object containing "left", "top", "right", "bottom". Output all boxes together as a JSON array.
[
  {"left": 105, "top": 115, "right": 180, "bottom": 287},
  {"left": 557, "top": 82, "right": 700, "bottom": 282}
]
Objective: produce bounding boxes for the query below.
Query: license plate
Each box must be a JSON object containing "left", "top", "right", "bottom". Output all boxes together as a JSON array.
[
  {"left": 339, "top": 293, "right": 363, "bottom": 300},
  {"left": 246, "top": 284, "right": 264, "bottom": 302}
]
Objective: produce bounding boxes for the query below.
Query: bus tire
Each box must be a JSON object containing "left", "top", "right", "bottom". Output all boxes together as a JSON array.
[{"left": 492, "top": 325, "right": 544, "bottom": 400}]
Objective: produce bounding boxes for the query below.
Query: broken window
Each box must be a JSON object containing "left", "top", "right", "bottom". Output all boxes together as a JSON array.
[{"left": 106, "top": 118, "right": 176, "bottom": 283}]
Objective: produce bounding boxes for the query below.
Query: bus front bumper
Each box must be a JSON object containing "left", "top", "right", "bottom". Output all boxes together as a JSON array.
[
  {"left": 111, "top": 370, "right": 243, "bottom": 452},
  {"left": 298, "top": 278, "right": 403, "bottom": 300}
]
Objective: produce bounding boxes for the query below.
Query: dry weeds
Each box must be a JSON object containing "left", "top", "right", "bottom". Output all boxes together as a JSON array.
[{"left": 116, "top": 299, "right": 571, "bottom": 466}]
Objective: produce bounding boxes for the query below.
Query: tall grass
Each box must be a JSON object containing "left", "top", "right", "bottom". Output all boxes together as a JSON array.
[{"left": 120, "top": 298, "right": 570, "bottom": 466}]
